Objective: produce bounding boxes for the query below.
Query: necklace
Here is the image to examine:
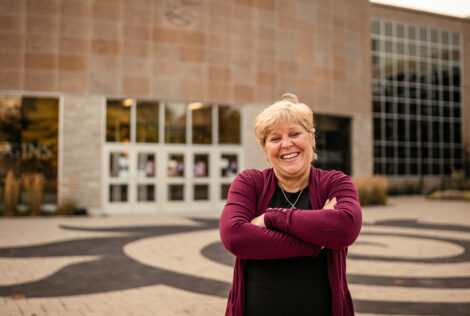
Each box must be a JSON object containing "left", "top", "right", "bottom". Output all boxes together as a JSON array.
[{"left": 278, "top": 177, "right": 309, "bottom": 209}]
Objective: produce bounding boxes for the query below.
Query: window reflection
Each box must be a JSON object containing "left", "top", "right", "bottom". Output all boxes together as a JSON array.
[
  {"left": 109, "top": 184, "right": 127, "bottom": 202},
  {"left": 168, "top": 154, "right": 184, "bottom": 177},
  {"left": 136, "top": 101, "right": 159, "bottom": 143},
  {"left": 221, "top": 184, "right": 231, "bottom": 200},
  {"left": 137, "top": 184, "right": 155, "bottom": 202},
  {"left": 106, "top": 99, "right": 131, "bottom": 142},
  {"left": 137, "top": 153, "right": 155, "bottom": 178},
  {"left": 165, "top": 101, "right": 186, "bottom": 143},
  {"left": 194, "top": 184, "right": 209, "bottom": 200},
  {"left": 219, "top": 105, "right": 240, "bottom": 144},
  {"left": 194, "top": 154, "right": 208, "bottom": 177},
  {"left": 221, "top": 154, "right": 238, "bottom": 177},
  {"left": 168, "top": 184, "right": 184, "bottom": 201},
  {"left": 0, "top": 95, "right": 59, "bottom": 204},
  {"left": 191, "top": 103, "right": 212, "bottom": 144},
  {"left": 110, "top": 152, "right": 129, "bottom": 179}
]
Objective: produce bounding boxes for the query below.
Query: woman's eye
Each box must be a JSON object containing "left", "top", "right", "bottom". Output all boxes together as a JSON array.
[
  {"left": 291, "top": 132, "right": 300, "bottom": 137},
  {"left": 270, "top": 137, "right": 280, "bottom": 142}
]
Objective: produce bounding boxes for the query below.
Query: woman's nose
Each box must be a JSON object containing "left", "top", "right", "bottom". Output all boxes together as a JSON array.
[{"left": 280, "top": 137, "right": 292, "bottom": 148}]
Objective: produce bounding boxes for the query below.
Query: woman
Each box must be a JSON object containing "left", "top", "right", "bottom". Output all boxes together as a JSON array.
[{"left": 219, "top": 93, "right": 362, "bottom": 316}]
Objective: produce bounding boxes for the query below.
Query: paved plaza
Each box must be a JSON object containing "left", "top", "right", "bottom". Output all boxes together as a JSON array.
[{"left": 0, "top": 196, "right": 469, "bottom": 316}]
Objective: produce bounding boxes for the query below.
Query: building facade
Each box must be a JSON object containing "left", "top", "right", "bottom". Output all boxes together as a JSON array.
[{"left": 0, "top": 0, "right": 467, "bottom": 214}]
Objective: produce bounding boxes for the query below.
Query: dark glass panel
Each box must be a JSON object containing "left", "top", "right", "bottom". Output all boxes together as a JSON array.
[
  {"left": 453, "top": 90, "right": 460, "bottom": 102},
  {"left": 398, "top": 145, "right": 406, "bottom": 158},
  {"left": 453, "top": 106, "right": 461, "bottom": 118},
  {"left": 374, "top": 118, "right": 381, "bottom": 140},
  {"left": 397, "top": 84, "right": 405, "bottom": 97},
  {"left": 432, "top": 121, "right": 440, "bottom": 142},
  {"left": 385, "top": 22, "right": 392, "bottom": 36},
  {"left": 443, "top": 147, "right": 451, "bottom": 159},
  {"left": 409, "top": 120, "right": 417, "bottom": 141},
  {"left": 442, "top": 31, "right": 449, "bottom": 45},
  {"left": 109, "top": 185, "right": 127, "bottom": 202},
  {"left": 221, "top": 154, "right": 238, "bottom": 177},
  {"left": 410, "top": 163, "right": 418, "bottom": 175},
  {"left": 452, "top": 50, "right": 459, "bottom": 62},
  {"left": 106, "top": 99, "right": 131, "bottom": 143},
  {"left": 385, "top": 118, "right": 394, "bottom": 140},
  {"left": 431, "top": 104, "right": 439, "bottom": 117},
  {"left": 454, "top": 147, "right": 462, "bottom": 159},
  {"left": 443, "top": 106, "right": 450, "bottom": 117},
  {"left": 397, "top": 24, "right": 404, "bottom": 38},
  {"left": 432, "top": 89, "right": 440, "bottom": 102},
  {"left": 432, "top": 163, "right": 440, "bottom": 175},
  {"left": 443, "top": 123, "right": 451, "bottom": 142},
  {"left": 443, "top": 164, "right": 451, "bottom": 175},
  {"left": 421, "top": 145, "right": 429, "bottom": 159},
  {"left": 451, "top": 32, "right": 460, "bottom": 46},
  {"left": 386, "top": 146, "right": 394, "bottom": 158},
  {"left": 420, "top": 87, "right": 428, "bottom": 100},
  {"left": 385, "top": 100, "right": 393, "bottom": 113},
  {"left": 168, "top": 184, "right": 184, "bottom": 201},
  {"left": 431, "top": 29, "right": 438, "bottom": 43},
  {"left": 371, "top": 39, "right": 379, "bottom": 52},
  {"left": 374, "top": 163, "right": 383, "bottom": 174},
  {"left": 136, "top": 101, "right": 159, "bottom": 143},
  {"left": 410, "top": 146, "right": 418, "bottom": 158},
  {"left": 165, "top": 101, "right": 186, "bottom": 143},
  {"left": 453, "top": 66, "right": 460, "bottom": 86},
  {"left": 397, "top": 101, "right": 405, "bottom": 114},
  {"left": 398, "top": 163, "right": 406, "bottom": 175},
  {"left": 385, "top": 40, "right": 393, "bottom": 53},
  {"left": 137, "top": 184, "right": 155, "bottom": 202},
  {"left": 409, "top": 85, "right": 417, "bottom": 99},
  {"left": 419, "top": 28, "right": 427, "bottom": 41},
  {"left": 453, "top": 122, "right": 461, "bottom": 143},
  {"left": 386, "top": 162, "right": 395, "bottom": 175},
  {"left": 409, "top": 102, "right": 417, "bottom": 115},
  {"left": 421, "top": 121, "right": 429, "bottom": 142},
  {"left": 432, "top": 145, "right": 440, "bottom": 159},
  {"left": 194, "top": 184, "right": 209, "bottom": 201},
  {"left": 221, "top": 184, "right": 231, "bottom": 200},
  {"left": 219, "top": 105, "right": 241, "bottom": 144},
  {"left": 373, "top": 99, "right": 381, "bottom": 112},
  {"left": 443, "top": 89, "right": 450, "bottom": 102},
  {"left": 422, "top": 163, "right": 429, "bottom": 175},
  {"left": 192, "top": 103, "right": 212, "bottom": 144},
  {"left": 397, "top": 119, "right": 405, "bottom": 141},
  {"left": 374, "top": 145, "right": 382, "bottom": 158}
]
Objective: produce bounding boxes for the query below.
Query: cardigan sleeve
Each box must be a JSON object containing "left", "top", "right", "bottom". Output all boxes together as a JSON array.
[
  {"left": 264, "top": 171, "right": 362, "bottom": 250},
  {"left": 219, "top": 171, "right": 322, "bottom": 260}
]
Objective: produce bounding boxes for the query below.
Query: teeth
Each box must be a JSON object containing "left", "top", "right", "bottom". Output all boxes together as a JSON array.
[{"left": 282, "top": 153, "right": 298, "bottom": 159}]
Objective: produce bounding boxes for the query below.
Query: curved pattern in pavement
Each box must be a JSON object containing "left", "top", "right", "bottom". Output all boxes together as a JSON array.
[{"left": 0, "top": 218, "right": 469, "bottom": 315}]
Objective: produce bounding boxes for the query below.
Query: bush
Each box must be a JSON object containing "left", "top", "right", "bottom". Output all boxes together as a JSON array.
[
  {"left": 22, "top": 173, "right": 45, "bottom": 216},
  {"left": 353, "top": 175, "right": 388, "bottom": 206},
  {"left": 56, "top": 199, "right": 78, "bottom": 216},
  {"left": 3, "top": 171, "right": 20, "bottom": 216}
]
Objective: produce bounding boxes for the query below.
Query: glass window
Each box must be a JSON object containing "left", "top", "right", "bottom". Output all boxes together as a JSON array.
[
  {"left": 191, "top": 103, "right": 212, "bottom": 144},
  {"left": 110, "top": 152, "right": 129, "bottom": 178},
  {"left": 384, "top": 22, "right": 392, "bottom": 36},
  {"left": 138, "top": 184, "right": 155, "bottom": 202},
  {"left": 374, "top": 145, "right": 382, "bottom": 158},
  {"left": 221, "top": 184, "right": 231, "bottom": 200},
  {"left": 221, "top": 154, "right": 238, "bottom": 177},
  {"left": 371, "top": 20, "right": 380, "bottom": 35},
  {"left": 373, "top": 118, "right": 381, "bottom": 140},
  {"left": 137, "top": 153, "right": 155, "bottom": 178},
  {"left": 106, "top": 99, "right": 131, "bottom": 143},
  {"left": 0, "top": 96, "right": 59, "bottom": 205},
  {"left": 194, "top": 184, "right": 209, "bottom": 200},
  {"left": 442, "top": 31, "right": 449, "bottom": 45},
  {"left": 431, "top": 29, "right": 438, "bottom": 43},
  {"left": 408, "top": 26, "right": 416, "bottom": 40},
  {"left": 397, "top": 24, "right": 404, "bottom": 38},
  {"left": 109, "top": 184, "right": 127, "bottom": 202},
  {"left": 168, "top": 184, "right": 184, "bottom": 201},
  {"left": 165, "top": 101, "right": 186, "bottom": 143},
  {"left": 194, "top": 154, "right": 209, "bottom": 177},
  {"left": 451, "top": 32, "right": 459, "bottom": 46},
  {"left": 219, "top": 105, "right": 241, "bottom": 144},
  {"left": 136, "top": 101, "right": 159, "bottom": 143},
  {"left": 168, "top": 154, "right": 184, "bottom": 177}
]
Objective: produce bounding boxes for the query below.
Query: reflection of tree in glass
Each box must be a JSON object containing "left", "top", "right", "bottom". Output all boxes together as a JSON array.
[
  {"left": 219, "top": 106, "right": 240, "bottom": 144},
  {"left": 0, "top": 95, "right": 22, "bottom": 142},
  {"left": 136, "top": 101, "right": 159, "bottom": 143},
  {"left": 165, "top": 102, "right": 186, "bottom": 143},
  {"left": 106, "top": 100, "right": 130, "bottom": 142}
]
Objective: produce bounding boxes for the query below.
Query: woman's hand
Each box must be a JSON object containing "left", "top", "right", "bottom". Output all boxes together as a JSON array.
[
  {"left": 323, "top": 197, "right": 337, "bottom": 210},
  {"left": 251, "top": 214, "right": 266, "bottom": 228}
]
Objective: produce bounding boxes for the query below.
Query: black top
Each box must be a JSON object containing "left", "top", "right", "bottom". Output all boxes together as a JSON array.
[{"left": 245, "top": 185, "right": 331, "bottom": 316}]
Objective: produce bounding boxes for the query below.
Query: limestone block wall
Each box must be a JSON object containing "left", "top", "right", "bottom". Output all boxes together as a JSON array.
[{"left": 60, "top": 94, "right": 103, "bottom": 213}]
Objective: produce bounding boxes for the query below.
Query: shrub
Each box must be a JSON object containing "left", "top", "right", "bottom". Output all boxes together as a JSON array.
[
  {"left": 22, "top": 173, "right": 45, "bottom": 216},
  {"left": 353, "top": 175, "right": 388, "bottom": 206},
  {"left": 4, "top": 171, "right": 20, "bottom": 216},
  {"left": 56, "top": 199, "right": 78, "bottom": 216}
]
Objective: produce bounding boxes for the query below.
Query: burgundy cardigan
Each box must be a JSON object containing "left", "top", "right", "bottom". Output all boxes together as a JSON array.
[{"left": 219, "top": 166, "right": 362, "bottom": 316}]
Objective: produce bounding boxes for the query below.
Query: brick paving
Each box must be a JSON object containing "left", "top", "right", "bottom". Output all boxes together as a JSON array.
[{"left": 1, "top": 196, "right": 469, "bottom": 316}]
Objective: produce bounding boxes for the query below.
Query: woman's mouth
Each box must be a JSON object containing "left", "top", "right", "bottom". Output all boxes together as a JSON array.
[{"left": 281, "top": 152, "right": 299, "bottom": 160}]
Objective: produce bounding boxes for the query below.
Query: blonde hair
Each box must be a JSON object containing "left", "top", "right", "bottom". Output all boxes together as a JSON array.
[{"left": 254, "top": 93, "right": 317, "bottom": 160}]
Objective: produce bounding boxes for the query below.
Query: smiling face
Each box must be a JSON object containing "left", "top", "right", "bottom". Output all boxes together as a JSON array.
[{"left": 263, "top": 120, "right": 315, "bottom": 183}]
